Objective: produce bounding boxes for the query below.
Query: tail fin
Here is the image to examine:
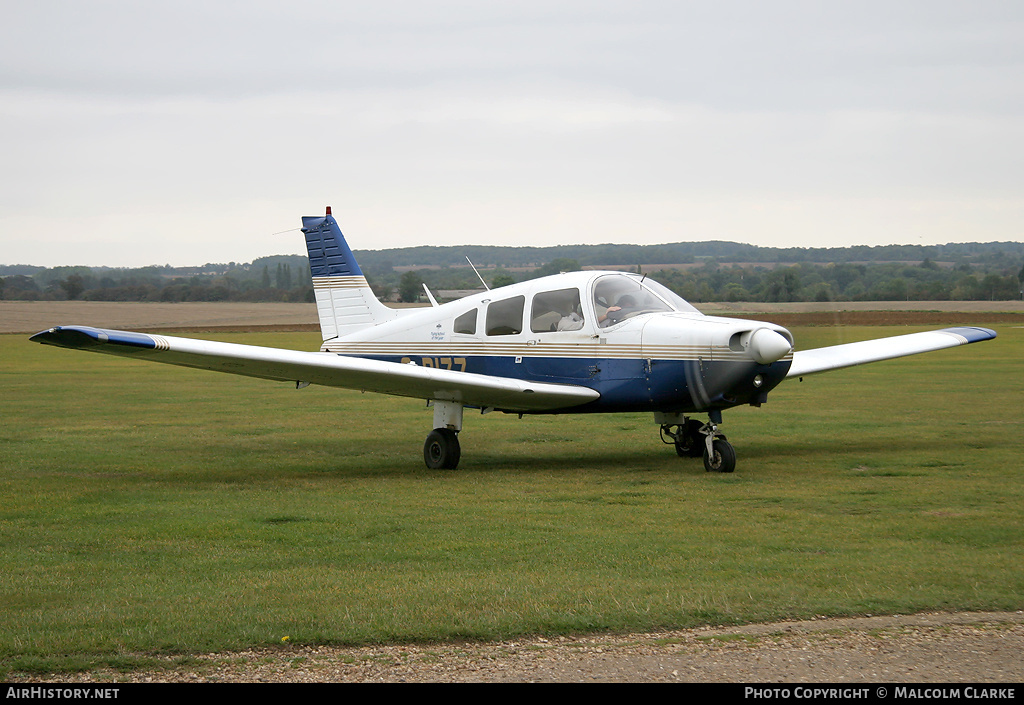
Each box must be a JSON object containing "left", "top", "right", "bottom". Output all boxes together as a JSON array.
[{"left": 302, "top": 207, "right": 400, "bottom": 341}]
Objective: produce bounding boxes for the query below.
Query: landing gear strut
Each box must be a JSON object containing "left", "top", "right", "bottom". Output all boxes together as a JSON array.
[{"left": 657, "top": 411, "right": 736, "bottom": 473}]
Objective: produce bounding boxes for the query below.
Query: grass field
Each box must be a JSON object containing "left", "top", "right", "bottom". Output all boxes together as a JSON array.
[{"left": 1, "top": 324, "right": 1022, "bottom": 674}]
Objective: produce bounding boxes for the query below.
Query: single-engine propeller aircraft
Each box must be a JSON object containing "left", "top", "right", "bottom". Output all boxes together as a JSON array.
[{"left": 32, "top": 207, "right": 997, "bottom": 473}]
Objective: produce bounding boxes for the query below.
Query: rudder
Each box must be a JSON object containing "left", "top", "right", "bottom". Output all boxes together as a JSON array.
[{"left": 301, "top": 207, "right": 400, "bottom": 341}]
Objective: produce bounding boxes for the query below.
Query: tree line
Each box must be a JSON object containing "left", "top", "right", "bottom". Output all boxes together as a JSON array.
[
  {"left": 3, "top": 243, "right": 1023, "bottom": 304},
  {"left": 0, "top": 256, "right": 313, "bottom": 303},
  {"left": 390, "top": 258, "right": 1024, "bottom": 304}
]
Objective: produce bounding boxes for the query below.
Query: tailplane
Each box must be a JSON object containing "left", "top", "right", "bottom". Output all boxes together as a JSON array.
[{"left": 302, "top": 207, "right": 400, "bottom": 341}]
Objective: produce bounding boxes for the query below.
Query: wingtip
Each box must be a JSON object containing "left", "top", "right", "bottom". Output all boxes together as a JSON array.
[
  {"left": 941, "top": 326, "right": 998, "bottom": 343},
  {"left": 30, "top": 325, "right": 158, "bottom": 351},
  {"left": 30, "top": 326, "right": 106, "bottom": 349}
]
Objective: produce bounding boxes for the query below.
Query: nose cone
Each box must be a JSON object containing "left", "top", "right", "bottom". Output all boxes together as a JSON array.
[{"left": 750, "top": 328, "right": 793, "bottom": 364}]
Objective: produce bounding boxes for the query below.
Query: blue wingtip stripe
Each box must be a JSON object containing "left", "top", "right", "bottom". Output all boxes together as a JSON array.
[
  {"left": 941, "top": 327, "right": 998, "bottom": 344},
  {"left": 31, "top": 326, "right": 158, "bottom": 351}
]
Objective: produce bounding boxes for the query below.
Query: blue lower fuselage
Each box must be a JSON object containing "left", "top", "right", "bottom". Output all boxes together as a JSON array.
[{"left": 348, "top": 353, "right": 792, "bottom": 414}]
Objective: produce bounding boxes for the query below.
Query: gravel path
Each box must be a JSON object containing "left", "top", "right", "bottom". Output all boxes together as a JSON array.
[{"left": 24, "top": 612, "right": 1024, "bottom": 683}]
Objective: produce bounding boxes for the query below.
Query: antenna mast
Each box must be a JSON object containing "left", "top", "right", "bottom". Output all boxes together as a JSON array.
[{"left": 466, "top": 256, "right": 490, "bottom": 291}]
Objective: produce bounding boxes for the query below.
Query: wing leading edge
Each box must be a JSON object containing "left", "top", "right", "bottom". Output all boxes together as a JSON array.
[
  {"left": 30, "top": 326, "right": 600, "bottom": 412},
  {"left": 786, "top": 326, "right": 997, "bottom": 378}
]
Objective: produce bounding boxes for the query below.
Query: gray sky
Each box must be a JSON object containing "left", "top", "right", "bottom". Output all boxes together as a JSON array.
[{"left": 2, "top": 0, "right": 1022, "bottom": 267}]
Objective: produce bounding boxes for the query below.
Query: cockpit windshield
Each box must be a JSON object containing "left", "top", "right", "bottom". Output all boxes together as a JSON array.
[
  {"left": 593, "top": 274, "right": 701, "bottom": 327},
  {"left": 641, "top": 278, "right": 702, "bottom": 314}
]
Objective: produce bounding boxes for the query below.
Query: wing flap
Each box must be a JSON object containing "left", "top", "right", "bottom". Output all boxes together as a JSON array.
[
  {"left": 786, "top": 326, "right": 997, "bottom": 378},
  {"left": 30, "top": 326, "right": 600, "bottom": 411}
]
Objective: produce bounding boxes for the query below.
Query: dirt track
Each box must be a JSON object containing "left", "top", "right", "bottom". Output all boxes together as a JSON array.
[
  {"left": 4, "top": 300, "right": 1023, "bottom": 334},
  {"left": 0, "top": 301, "right": 320, "bottom": 334}
]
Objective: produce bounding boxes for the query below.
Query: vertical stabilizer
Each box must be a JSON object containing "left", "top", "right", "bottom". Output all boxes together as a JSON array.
[{"left": 302, "top": 208, "right": 399, "bottom": 341}]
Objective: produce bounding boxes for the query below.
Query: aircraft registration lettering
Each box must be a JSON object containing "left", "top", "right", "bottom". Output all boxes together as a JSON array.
[{"left": 401, "top": 356, "right": 467, "bottom": 372}]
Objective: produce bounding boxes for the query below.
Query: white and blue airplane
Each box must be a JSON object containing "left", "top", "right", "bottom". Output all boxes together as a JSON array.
[{"left": 31, "top": 207, "right": 997, "bottom": 472}]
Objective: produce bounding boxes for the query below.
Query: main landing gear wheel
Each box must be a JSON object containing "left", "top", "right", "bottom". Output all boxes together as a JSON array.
[
  {"left": 703, "top": 438, "right": 736, "bottom": 473},
  {"left": 674, "top": 418, "right": 705, "bottom": 458},
  {"left": 424, "top": 428, "right": 461, "bottom": 470}
]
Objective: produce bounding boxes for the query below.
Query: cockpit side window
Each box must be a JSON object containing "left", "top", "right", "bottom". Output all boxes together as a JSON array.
[
  {"left": 486, "top": 295, "right": 525, "bottom": 336},
  {"left": 530, "top": 288, "right": 584, "bottom": 332},
  {"left": 454, "top": 309, "right": 477, "bottom": 335},
  {"left": 593, "top": 274, "right": 675, "bottom": 328}
]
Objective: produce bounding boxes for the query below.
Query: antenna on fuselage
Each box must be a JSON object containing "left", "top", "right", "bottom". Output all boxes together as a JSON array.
[
  {"left": 466, "top": 256, "right": 490, "bottom": 291},
  {"left": 422, "top": 283, "right": 439, "bottom": 307}
]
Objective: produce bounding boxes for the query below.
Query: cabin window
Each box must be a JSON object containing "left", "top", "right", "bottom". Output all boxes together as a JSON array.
[
  {"left": 485, "top": 295, "right": 525, "bottom": 336},
  {"left": 530, "top": 288, "right": 584, "bottom": 332},
  {"left": 454, "top": 309, "right": 477, "bottom": 335}
]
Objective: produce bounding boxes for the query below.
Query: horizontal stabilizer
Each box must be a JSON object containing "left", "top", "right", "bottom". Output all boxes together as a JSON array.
[
  {"left": 31, "top": 326, "right": 600, "bottom": 412},
  {"left": 786, "top": 326, "right": 997, "bottom": 378}
]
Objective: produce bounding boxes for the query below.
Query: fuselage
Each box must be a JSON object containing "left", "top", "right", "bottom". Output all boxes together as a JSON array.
[{"left": 321, "top": 271, "right": 794, "bottom": 414}]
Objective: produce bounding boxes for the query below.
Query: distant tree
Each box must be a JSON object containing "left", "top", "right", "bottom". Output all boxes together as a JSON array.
[
  {"left": 60, "top": 274, "right": 86, "bottom": 300},
  {"left": 490, "top": 269, "right": 516, "bottom": 288},
  {"left": 872, "top": 277, "right": 908, "bottom": 301},
  {"left": 761, "top": 268, "right": 801, "bottom": 302},
  {"left": 723, "top": 282, "right": 748, "bottom": 302},
  {"left": 275, "top": 263, "right": 293, "bottom": 289},
  {"left": 979, "top": 273, "right": 1017, "bottom": 301},
  {"left": 951, "top": 275, "right": 980, "bottom": 300},
  {"left": 398, "top": 270, "right": 424, "bottom": 303},
  {"left": 532, "top": 258, "right": 581, "bottom": 278}
]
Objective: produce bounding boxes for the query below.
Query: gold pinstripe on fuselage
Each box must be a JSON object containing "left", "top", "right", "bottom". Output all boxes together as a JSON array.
[{"left": 321, "top": 339, "right": 794, "bottom": 363}]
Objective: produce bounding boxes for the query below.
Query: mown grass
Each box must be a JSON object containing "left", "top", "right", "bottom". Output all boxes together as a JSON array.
[{"left": 1, "top": 324, "right": 1021, "bottom": 674}]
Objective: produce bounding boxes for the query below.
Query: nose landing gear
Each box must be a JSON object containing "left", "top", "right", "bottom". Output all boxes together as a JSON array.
[{"left": 657, "top": 411, "right": 736, "bottom": 473}]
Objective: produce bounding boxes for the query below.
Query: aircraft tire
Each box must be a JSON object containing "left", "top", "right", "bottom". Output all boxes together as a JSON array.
[
  {"left": 424, "top": 428, "right": 461, "bottom": 470},
  {"left": 703, "top": 439, "right": 736, "bottom": 473}
]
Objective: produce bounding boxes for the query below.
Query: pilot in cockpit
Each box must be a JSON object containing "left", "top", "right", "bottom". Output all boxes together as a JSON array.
[{"left": 598, "top": 294, "right": 638, "bottom": 327}]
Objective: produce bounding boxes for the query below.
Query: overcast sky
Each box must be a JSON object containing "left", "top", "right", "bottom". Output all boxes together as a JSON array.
[{"left": 2, "top": 1, "right": 1022, "bottom": 267}]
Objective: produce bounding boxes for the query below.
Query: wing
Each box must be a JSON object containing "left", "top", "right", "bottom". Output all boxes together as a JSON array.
[
  {"left": 786, "top": 326, "right": 997, "bottom": 378},
  {"left": 30, "top": 326, "right": 600, "bottom": 412}
]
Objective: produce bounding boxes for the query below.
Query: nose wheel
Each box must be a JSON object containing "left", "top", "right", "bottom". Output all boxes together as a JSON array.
[
  {"left": 702, "top": 436, "right": 735, "bottom": 473},
  {"left": 659, "top": 413, "right": 736, "bottom": 473}
]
